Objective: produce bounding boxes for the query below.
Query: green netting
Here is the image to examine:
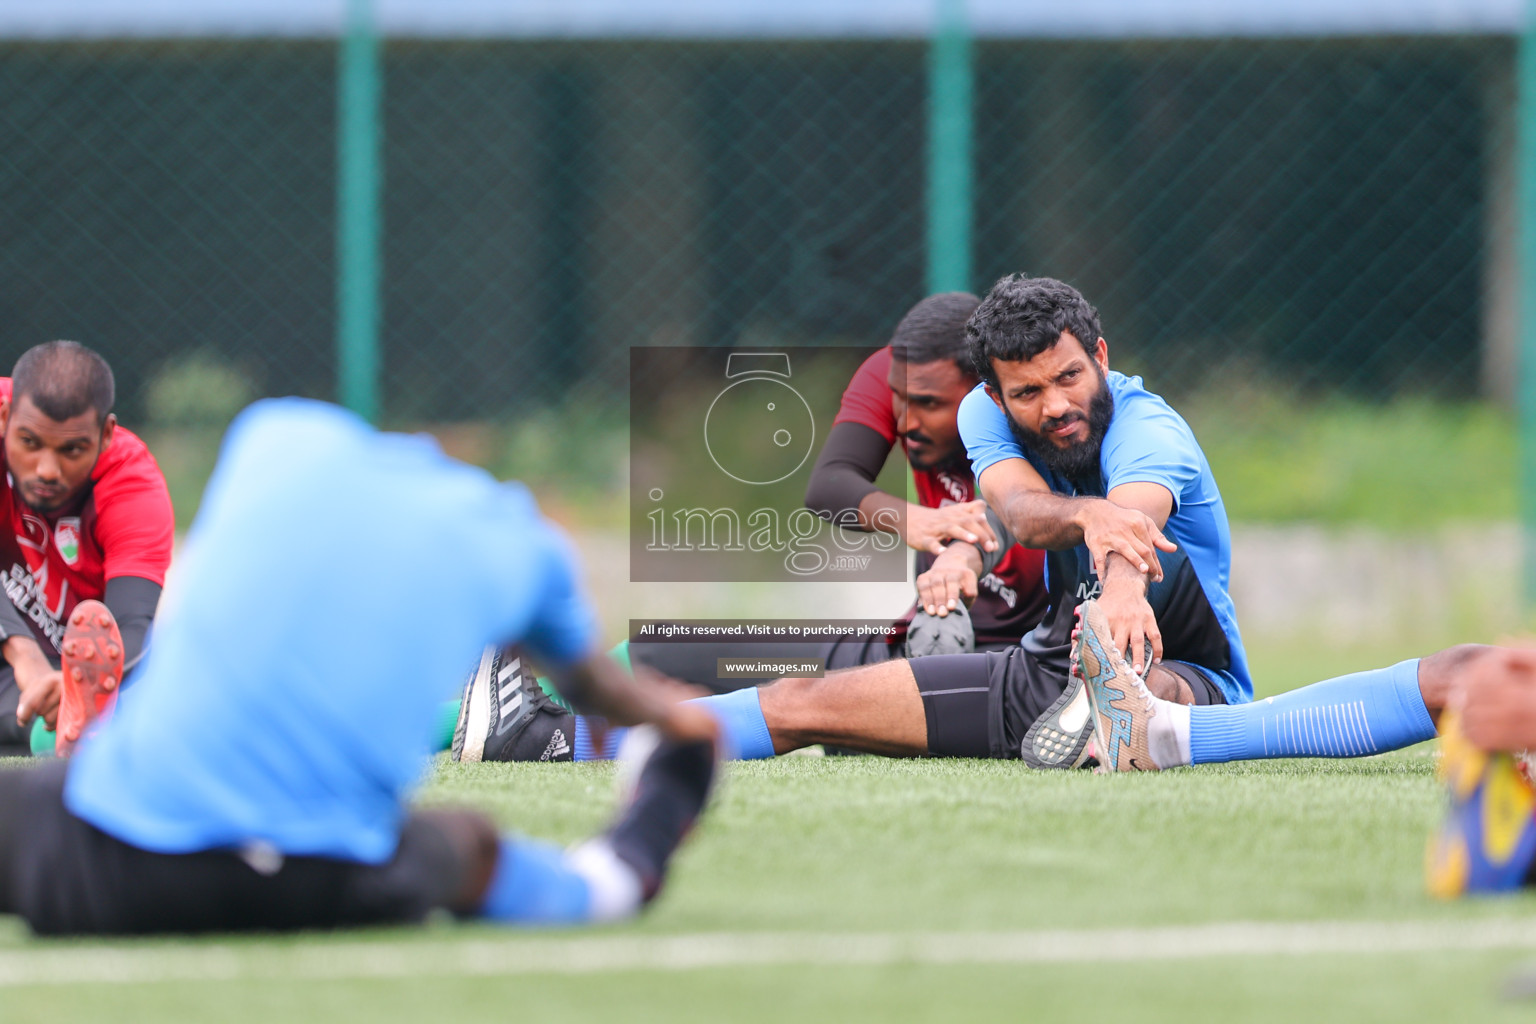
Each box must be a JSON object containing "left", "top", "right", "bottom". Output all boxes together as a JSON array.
[
  {"left": 973, "top": 38, "right": 1506, "bottom": 399},
  {"left": 0, "top": 35, "right": 1512, "bottom": 422}
]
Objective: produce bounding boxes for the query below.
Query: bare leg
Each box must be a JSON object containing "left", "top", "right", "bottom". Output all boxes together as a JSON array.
[
  {"left": 1145, "top": 665, "right": 1195, "bottom": 705},
  {"left": 757, "top": 659, "right": 928, "bottom": 757}
]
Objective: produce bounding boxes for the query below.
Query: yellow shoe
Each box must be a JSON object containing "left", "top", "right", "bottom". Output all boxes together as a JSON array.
[{"left": 1427, "top": 709, "right": 1536, "bottom": 898}]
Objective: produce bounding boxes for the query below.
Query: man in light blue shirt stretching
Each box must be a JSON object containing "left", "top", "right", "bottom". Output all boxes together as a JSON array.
[
  {"left": 574, "top": 275, "right": 1483, "bottom": 784},
  {"left": 0, "top": 399, "right": 718, "bottom": 934}
]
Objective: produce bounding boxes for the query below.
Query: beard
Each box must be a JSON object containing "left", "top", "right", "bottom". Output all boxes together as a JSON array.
[
  {"left": 17, "top": 479, "right": 71, "bottom": 514},
  {"left": 1003, "top": 373, "right": 1114, "bottom": 485},
  {"left": 903, "top": 430, "right": 970, "bottom": 474}
]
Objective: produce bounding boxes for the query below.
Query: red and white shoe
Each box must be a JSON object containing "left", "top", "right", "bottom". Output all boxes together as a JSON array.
[{"left": 55, "top": 599, "right": 123, "bottom": 755}]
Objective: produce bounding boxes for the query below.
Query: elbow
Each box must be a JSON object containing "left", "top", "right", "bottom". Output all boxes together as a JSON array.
[
  {"left": 803, "top": 474, "right": 836, "bottom": 519},
  {"left": 805, "top": 477, "right": 874, "bottom": 532}
]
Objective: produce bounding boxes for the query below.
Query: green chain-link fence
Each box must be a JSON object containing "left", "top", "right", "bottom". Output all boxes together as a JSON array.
[
  {"left": 0, "top": 28, "right": 1521, "bottom": 526},
  {"left": 974, "top": 38, "right": 1507, "bottom": 400}
]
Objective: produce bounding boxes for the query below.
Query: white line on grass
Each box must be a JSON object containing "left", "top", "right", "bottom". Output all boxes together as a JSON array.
[{"left": 2, "top": 919, "right": 1536, "bottom": 986}]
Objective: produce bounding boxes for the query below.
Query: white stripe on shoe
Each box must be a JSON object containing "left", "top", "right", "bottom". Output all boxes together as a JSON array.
[{"left": 459, "top": 646, "right": 495, "bottom": 763}]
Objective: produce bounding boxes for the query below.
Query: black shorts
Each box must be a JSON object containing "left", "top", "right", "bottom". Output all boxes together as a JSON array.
[
  {"left": 910, "top": 650, "right": 1227, "bottom": 759},
  {"left": 0, "top": 761, "right": 471, "bottom": 936},
  {"left": 909, "top": 544, "right": 1239, "bottom": 759}
]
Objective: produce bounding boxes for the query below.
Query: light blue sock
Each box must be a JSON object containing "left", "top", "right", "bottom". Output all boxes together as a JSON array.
[
  {"left": 689, "top": 688, "right": 775, "bottom": 760},
  {"left": 1189, "top": 659, "right": 1435, "bottom": 764},
  {"left": 571, "top": 687, "right": 776, "bottom": 762},
  {"left": 479, "top": 838, "right": 592, "bottom": 924},
  {"left": 574, "top": 717, "right": 625, "bottom": 761}
]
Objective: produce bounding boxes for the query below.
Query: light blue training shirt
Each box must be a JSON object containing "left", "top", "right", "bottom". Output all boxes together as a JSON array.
[
  {"left": 66, "top": 399, "right": 596, "bottom": 862},
  {"left": 957, "top": 371, "right": 1251, "bottom": 703}
]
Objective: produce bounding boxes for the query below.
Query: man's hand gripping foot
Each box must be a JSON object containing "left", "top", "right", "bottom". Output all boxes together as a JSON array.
[{"left": 1073, "top": 598, "right": 1180, "bottom": 773}]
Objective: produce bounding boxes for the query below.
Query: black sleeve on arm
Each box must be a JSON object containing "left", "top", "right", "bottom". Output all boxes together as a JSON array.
[
  {"left": 804, "top": 421, "right": 895, "bottom": 522},
  {"left": 103, "top": 576, "right": 163, "bottom": 670}
]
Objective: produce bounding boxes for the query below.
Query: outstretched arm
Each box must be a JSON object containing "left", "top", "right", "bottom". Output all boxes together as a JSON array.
[
  {"left": 914, "top": 506, "right": 1021, "bottom": 617},
  {"left": 1092, "top": 481, "right": 1175, "bottom": 674},
  {"left": 915, "top": 541, "right": 983, "bottom": 617},
  {"left": 804, "top": 421, "right": 890, "bottom": 528},
  {"left": 805, "top": 422, "right": 996, "bottom": 554},
  {"left": 977, "top": 458, "right": 1176, "bottom": 581},
  {"left": 546, "top": 651, "right": 719, "bottom": 746},
  {"left": 102, "top": 576, "right": 161, "bottom": 671},
  {"left": 11, "top": 579, "right": 163, "bottom": 729},
  {"left": 0, "top": 586, "right": 59, "bottom": 728},
  {"left": 523, "top": 520, "right": 718, "bottom": 746}
]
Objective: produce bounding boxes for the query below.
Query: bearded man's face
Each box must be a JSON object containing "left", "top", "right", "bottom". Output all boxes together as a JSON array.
[{"left": 987, "top": 331, "right": 1113, "bottom": 484}]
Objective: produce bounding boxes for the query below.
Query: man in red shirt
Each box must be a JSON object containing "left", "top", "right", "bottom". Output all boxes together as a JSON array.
[
  {"left": 0, "top": 341, "right": 174, "bottom": 754},
  {"left": 468, "top": 296, "right": 1053, "bottom": 765},
  {"left": 618, "top": 294, "right": 1050, "bottom": 697},
  {"left": 804, "top": 291, "right": 1049, "bottom": 650}
]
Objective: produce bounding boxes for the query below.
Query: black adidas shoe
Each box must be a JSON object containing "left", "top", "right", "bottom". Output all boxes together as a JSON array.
[{"left": 451, "top": 645, "right": 576, "bottom": 763}]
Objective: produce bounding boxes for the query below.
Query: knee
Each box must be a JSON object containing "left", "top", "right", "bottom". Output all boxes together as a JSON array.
[
  {"left": 462, "top": 815, "right": 502, "bottom": 912},
  {"left": 421, "top": 809, "right": 500, "bottom": 914},
  {"left": 1144, "top": 665, "right": 1193, "bottom": 705},
  {"left": 466, "top": 814, "right": 500, "bottom": 867}
]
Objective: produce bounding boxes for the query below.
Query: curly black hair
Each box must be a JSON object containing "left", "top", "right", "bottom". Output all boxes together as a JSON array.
[{"left": 965, "top": 275, "right": 1102, "bottom": 393}]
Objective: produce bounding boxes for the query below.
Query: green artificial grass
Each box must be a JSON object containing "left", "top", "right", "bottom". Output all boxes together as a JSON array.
[
  {"left": 422, "top": 756, "right": 1483, "bottom": 932},
  {"left": 5, "top": 752, "right": 1536, "bottom": 1022},
  {"left": 8, "top": 954, "right": 1536, "bottom": 1024}
]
